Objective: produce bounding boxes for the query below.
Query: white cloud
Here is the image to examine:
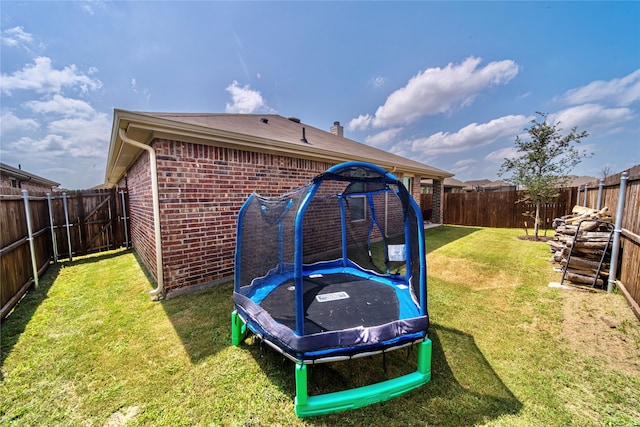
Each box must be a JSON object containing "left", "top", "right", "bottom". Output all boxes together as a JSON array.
[
  {"left": 348, "top": 114, "right": 373, "bottom": 131},
  {"left": 485, "top": 146, "right": 521, "bottom": 163},
  {"left": 79, "top": 1, "right": 106, "bottom": 15},
  {"left": 450, "top": 158, "right": 478, "bottom": 174},
  {"left": 25, "top": 94, "right": 96, "bottom": 118},
  {"left": 370, "top": 75, "right": 387, "bottom": 88},
  {"left": 225, "top": 80, "right": 270, "bottom": 114},
  {"left": 388, "top": 143, "right": 419, "bottom": 162},
  {"left": 453, "top": 158, "right": 478, "bottom": 168},
  {"left": 549, "top": 104, "right": 634, "bottom": 132},
  {"left": 1, "top": 26, "right": 33, "bottom": 47},
  {"left": 0, "top": 26, "right": 44, "bottom": 53},
  {"left": 9, "top": 134, "right": 69, "bottom": 156},
  {"left": 6, "top": 113, "right": 110, "bottom": 160},
  {"left": 562, "top": 69, "right": 640, "bottom": 107},
  {"left": 131, "top": 78, "right": 151, "bottom": 103},
  {"left": 364, "top": 127, "right": 403, "bottom": 147},
  {"left": 0, "top": 110, "right": 40, "bottom": 132},
  {"left": 0, "top": 56, "right": 102, "bottom": 95},
  {"left": 406, "top": 114, "right": 531, "bottom": 156},
  {"left": 354, "top": 56, "right": 519, "bottom": 130}
]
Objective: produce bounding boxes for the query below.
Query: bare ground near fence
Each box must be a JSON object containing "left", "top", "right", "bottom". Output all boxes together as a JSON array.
[{"left": 422, "top": 164, "right": 640, "bottom": 319}]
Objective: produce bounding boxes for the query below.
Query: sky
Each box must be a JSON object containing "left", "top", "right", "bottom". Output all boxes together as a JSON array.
[{"left": 1, "top": 1, "right": 639, "bottom": 190}]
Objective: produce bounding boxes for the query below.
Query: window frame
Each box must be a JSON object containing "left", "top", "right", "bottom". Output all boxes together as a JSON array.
[{"left": 348, "top": 195, "right": 367, "bottom": 222}]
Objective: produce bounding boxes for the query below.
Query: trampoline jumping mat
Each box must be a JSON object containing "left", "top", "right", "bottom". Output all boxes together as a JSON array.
[{"left": 260, "top": 273, "right": 400, "bottom": 334}]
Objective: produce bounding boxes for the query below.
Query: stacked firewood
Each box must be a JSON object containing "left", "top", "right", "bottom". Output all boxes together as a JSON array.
[{"left": 548, "top": 206, "right": 614, "bottom": 288}]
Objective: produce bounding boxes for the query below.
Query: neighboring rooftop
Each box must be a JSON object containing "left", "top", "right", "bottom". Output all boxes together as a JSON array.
[
  {"left": 421, "top": 177, "right": 466, "bottom": 188},
  {"left": 562, "top": 175, "right": 599, "bottom": 188},
  {"left": 463, "top": 179, "right": 513, "bottom": 192},
  {"left": 0, "top": 162, "right": 60, "bottom": 189},
  {"left": 458, "top": 176, "right": 599, "bottom": 191}
]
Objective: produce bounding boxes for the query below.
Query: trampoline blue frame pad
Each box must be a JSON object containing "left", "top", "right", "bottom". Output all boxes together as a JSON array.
[{"left": 234, "top": 263, "right": 428, "bottom": 361}]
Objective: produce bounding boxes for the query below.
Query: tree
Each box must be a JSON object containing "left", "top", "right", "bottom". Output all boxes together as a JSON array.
[{"left": 499, "top": 112, "right": 590, "bottom": 240}]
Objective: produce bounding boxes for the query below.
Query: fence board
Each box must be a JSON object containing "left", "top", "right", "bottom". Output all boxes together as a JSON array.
[
  {"left": 421, "top": 188, "right": 577, "bottom": 229},
  {"left": 1, "top": 188, "right": 129, "bottom": 319},
  {"left": 420, "top": 165, "right": 639, "bottom": 318},
  {"left": 581, "top": 165, "right": 640, "bottom": 319}
]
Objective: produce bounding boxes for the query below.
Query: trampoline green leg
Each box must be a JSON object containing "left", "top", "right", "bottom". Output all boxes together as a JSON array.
[
  {"left": 231, "top": 310, "right": 246, "bottom": 346},
  {"left": 295, "top": 363, "right": 308, "bottom": 408},
  {"left": 417, "top": 338, "right": 432, "bottom": 376},
  {"left": 294, "top": 338, "right": 432, "bottom": 417}
]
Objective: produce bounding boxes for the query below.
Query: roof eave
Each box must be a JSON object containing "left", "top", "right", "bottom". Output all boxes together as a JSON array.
[
  {"left": 0, "top": 162, "right": 60, "bottom": 188},
  {"left": 104, "top": 110, "right": 453, "bottom": 187}
]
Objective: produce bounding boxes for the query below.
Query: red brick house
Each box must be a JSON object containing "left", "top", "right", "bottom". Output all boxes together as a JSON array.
[
  {"left": 0, "top": 162, "right": 60, "bottom": 192},
  {"left": 104, "top": 110, "right": 452, "bottom": 297}
]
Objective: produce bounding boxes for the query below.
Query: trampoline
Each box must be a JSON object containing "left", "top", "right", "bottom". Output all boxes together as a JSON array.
[{"left": 231, "top": 162, "right": 431, "bottom": 417}]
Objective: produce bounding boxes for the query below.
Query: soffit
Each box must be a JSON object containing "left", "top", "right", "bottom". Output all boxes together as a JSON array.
[{"left": 105, "top": 110, "right": 453, "bottom": 186}]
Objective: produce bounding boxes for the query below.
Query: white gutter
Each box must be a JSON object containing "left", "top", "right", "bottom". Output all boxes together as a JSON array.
[{"left": 118, "top": 128, "right": 164, "bottom": 298}]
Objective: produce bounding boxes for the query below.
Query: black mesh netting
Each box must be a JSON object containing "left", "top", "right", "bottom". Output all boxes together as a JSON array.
[
  {"left": 234, "top": 164, "right": 427, "bottom": 357},
  {"left": 237, "top": 165, "right": 422, "bottom": 296}
]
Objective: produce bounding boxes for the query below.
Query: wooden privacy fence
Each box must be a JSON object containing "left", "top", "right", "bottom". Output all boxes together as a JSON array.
[
  {"left": 0, "top": 187, "right": 130, "bottom": 319},
  {"left": 578, "top": 165, "right": 640, "bottom": 318},
  {"left": 420, "top": 187, "right": 579, "bottom": 230},
  {"left": 421, "top": 164, "right": 640, "bottom": 318}
]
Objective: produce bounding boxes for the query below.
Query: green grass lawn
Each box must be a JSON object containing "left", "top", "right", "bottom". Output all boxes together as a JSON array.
[{"left": 1, "top": 226, "right": 639, "bottom": 426}]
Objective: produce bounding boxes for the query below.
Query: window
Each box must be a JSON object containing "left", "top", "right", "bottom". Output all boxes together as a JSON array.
[
  {"left": 349, "top": 196, "right": 366, "bottom": 221},
  {"left": 402, "top": 177, "right": 413, "bottom": 193}
]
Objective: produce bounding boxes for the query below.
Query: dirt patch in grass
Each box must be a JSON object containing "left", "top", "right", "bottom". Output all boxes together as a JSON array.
[
  {"left": 105, "top": 406, "right": 140, "bottom": 427},
  {"left": 561, "top": 288, "right": 640, "bottom": 376},
  {"left": 517, "top": 235, "right": 551, "bottom": 242},
  {"left": 427, "top": 254, "right": 523, "bottom": 291}
]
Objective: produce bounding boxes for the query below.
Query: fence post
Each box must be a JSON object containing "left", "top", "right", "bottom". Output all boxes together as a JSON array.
[
  {"left": 21, "top": 190, "right": 39, "bottom": 288},
  {"left": 583, "top": 184, "right": 588, "bottom": 206},
  {"left": 120, "top": 190, "right": 130, "bottom": 248},
  {"left": 62, "top": 192, "right": 73, "bottom": 262},
  {"left": 47, "top": 193, "right": 58, "bottom": 263},
  {"left": 608, "top": 172, "right": 628, "bottom": 293},
  {"left": 596, "top": 179, "right": 604, "bottom": 210},
  {"left": 576, "top": 186, "right": 581, "bottom": 205}
]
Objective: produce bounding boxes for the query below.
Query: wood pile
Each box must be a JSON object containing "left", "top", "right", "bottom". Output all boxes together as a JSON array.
[{"left": 548, "top": 206, "right": 614, "bottom": 288}]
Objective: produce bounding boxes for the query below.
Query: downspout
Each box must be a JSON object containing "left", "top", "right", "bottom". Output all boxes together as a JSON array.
[{"left": 118, "top": 128, "right": 164, "bottom": 298}]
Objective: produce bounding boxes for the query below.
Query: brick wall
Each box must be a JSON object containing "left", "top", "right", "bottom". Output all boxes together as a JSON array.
[
  {"left": 151, "top": 139, "right": 335, "bottom": 292},
  {"left": 0, "top": 173, "right": 54, "bottom": 192},
  {"left": 124, "top": 138, "right": 429, "bottom": 293},
  {"left": 120, "top": 151, "right": 158, "bottom": 282},
  {"left": 432, "top": 179, "right": 443, "bottom": 224},
  {"left": 411, "top": 175, "right": 423, "bottom": 211}
]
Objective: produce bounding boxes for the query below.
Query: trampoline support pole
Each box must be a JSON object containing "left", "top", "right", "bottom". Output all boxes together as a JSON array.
[{"left": 231, "top": 310, "right": 246, "bottom": 346}]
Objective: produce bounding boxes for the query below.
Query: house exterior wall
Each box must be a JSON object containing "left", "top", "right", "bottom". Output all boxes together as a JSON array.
[
  {"left": 152, "top": 138, "right": 337, "bottom": 292},
  {"left": 119, "top": 151, "right": 158, "bottom": 282},
  {"left": 432, "top": 179, "right": 444, "bottom": 224},
  {"left": 0, "top": 173, "right": 55, "bottom": 192},
  {"left": 409, "top": 177, "right": 422, "bottom": 210},
  {"left": 123, "top": 137, "right": 430, "bottom": 294}
]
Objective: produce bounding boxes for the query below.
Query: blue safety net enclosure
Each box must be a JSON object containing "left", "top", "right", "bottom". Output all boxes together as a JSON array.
[{"left": 231, "top": 162, "right": 432, "bottom": 417}]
